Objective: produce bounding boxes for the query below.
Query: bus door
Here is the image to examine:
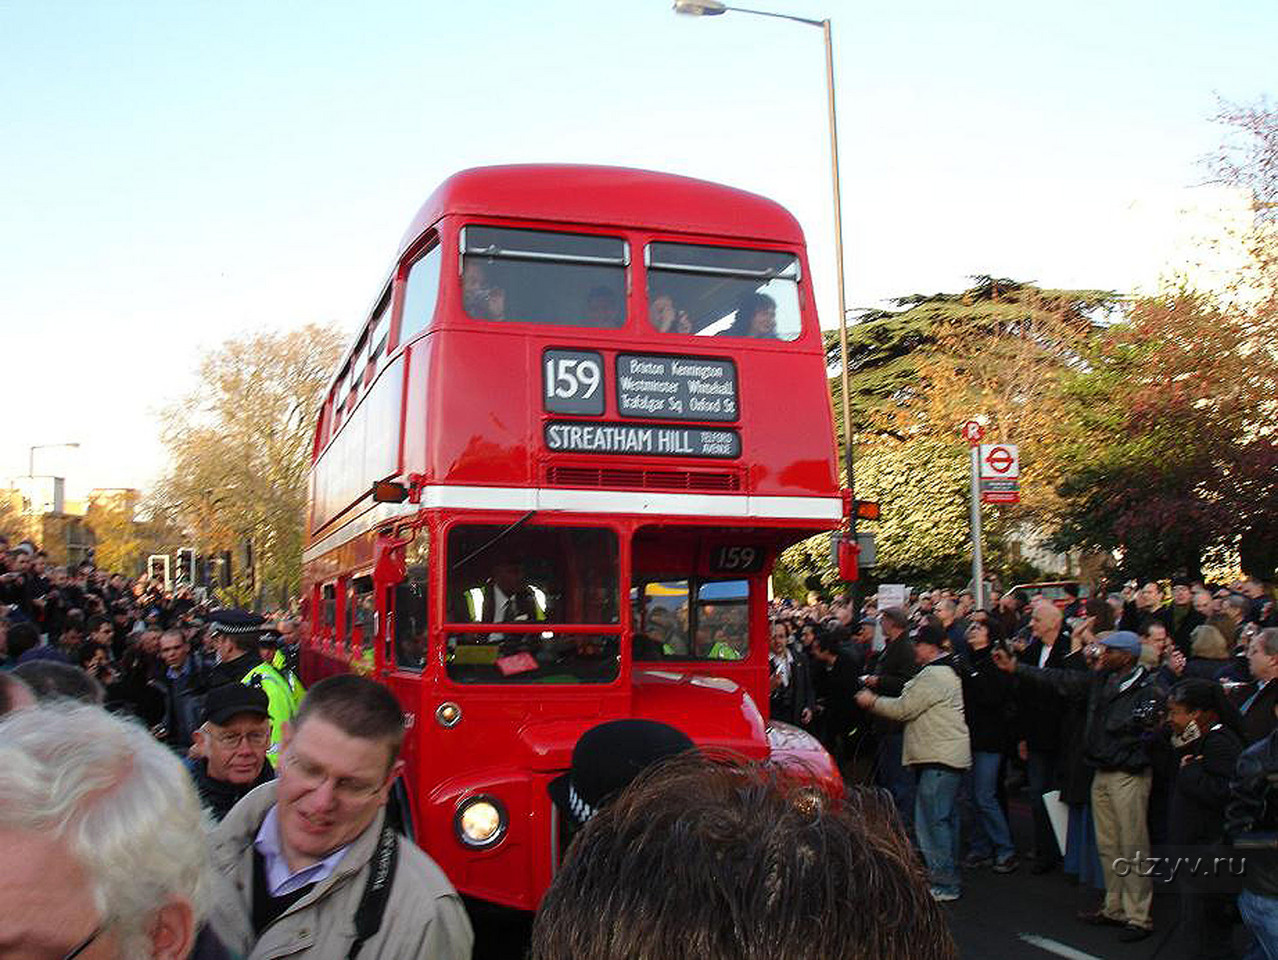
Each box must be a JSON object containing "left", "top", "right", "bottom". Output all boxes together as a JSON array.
[
  {"left": 377, "top": 530, "right": 430, "bottom": 838},
  {"left": 631, "top": 528, "right": 768, "bottom": 711}
]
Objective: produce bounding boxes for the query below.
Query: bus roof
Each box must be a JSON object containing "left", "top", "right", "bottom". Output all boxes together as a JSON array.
[{"left": 396, "top": 165, "right": 805, "bottom": 256}]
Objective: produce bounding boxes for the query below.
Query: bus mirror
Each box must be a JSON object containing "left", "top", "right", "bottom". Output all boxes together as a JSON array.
[{"left": 372, "top": 481, "right": 409, "bottom": 503}]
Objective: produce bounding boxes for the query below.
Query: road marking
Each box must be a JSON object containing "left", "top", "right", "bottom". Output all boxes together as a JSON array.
[{"left": 1018, "top": 934, "right": 1106, "bottom": 960}]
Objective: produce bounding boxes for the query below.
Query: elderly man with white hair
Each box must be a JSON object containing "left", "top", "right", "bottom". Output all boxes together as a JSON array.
[{"left": 0, "top": 702, "right": 217, "bottom": 960}]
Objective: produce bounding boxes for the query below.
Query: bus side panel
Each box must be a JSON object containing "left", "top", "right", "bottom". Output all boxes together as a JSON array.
[{"left": 401, "top": 336, "right": 434, "bottom": 484}]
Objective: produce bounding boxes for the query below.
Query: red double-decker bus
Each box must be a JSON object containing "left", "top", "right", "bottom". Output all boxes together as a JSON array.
[{"left": 301, "top": 164, "right": 846, "bottom": 911}]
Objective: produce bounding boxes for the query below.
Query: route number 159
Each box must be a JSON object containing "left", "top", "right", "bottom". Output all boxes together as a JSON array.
[
  {"left": 710, "top": 545, "right": 763, "bottom": 573},
  {"left": 543, "top": 350, "right": 605, "bottom": 415}
]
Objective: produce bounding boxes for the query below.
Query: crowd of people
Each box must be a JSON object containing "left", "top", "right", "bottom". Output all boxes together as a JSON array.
[
  {"left": 766, "top": 575, "right": 1278, "bottom": 956},
  {"left": 0, "top": 535, "right": 955, "bottom": 960},
  {"left": 7, "top": 524, "right": 1278, "bottom": 959}
]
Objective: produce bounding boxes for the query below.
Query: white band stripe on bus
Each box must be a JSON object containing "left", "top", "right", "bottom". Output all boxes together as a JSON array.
[{"left": 303, "top": 486, "right": 842, "bottom": 564}]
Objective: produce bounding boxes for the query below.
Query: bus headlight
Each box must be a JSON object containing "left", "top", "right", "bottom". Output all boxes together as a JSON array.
[{"left": 455, "top": 795, "right": 507, "bottom": 849}]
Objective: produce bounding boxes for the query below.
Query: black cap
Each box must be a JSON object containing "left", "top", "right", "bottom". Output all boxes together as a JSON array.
[
  {"left": 548, "top": 720, "right": 695, "bottom": 828},
  {"left": 202, "top": 683, "right": 270, "bottom": 726}
]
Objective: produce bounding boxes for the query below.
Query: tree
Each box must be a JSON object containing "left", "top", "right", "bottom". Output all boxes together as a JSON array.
[
  {"left": 778, "top": 279, "right": 1119, "bottom": 593},
  {"left": 156, "top": 324, "right": 344, "bottom": 605},
  {"left": 1049, "top": 288, "right": 1278, "bottom": 578},
  {"left": 85, "top": 490, "right": 145, "bottom": 576},
  {"left": 1046, "top": 100, "right": 1278, "bottom": 579}
]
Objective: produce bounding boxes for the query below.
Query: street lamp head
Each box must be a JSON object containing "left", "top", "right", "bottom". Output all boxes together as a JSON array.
[{"left": 673, "top": 0, "right": 727, "bottom": 15}]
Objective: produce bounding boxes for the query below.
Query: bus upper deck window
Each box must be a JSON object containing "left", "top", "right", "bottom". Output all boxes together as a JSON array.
[
  {"left": 645, "top": 243, "right": 803, "bottom": 341},
  {"left": 460, "top": 226, "right": 628, "bottom": 329}
]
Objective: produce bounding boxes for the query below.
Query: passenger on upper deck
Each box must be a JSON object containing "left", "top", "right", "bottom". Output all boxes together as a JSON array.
[
  {"left": 584, "top": 285, "right": 623, "bottom": 326},
  {"left": 648, "top": 292, "right": 692, "bottom": 334},
  {"left": 462, "top": 259, "right": 506, "bottom": 320},
  {"left": 726, "top": 291, "right": 779, "bottom": 338}
]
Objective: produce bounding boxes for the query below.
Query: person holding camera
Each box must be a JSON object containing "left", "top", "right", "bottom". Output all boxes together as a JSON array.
[
  {"left": 993, "top": 630, "right": 1166, "bottom": 942},
  {"left": 959, "top": 619, "right": 1019, "bottom": 873}
]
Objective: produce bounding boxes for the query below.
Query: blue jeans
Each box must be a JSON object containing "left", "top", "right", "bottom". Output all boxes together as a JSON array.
[
  {"left": 916, "top": 766, "right": 963, "bottom": 894},
  {"left": 966, "top": 751, "right": 1016, "bottom": 862},
  {"left": 1063, "top": 803, "right": 1106, "bottom": 890},
  {"left": 877, "top": 731, "right": 917, "bottom": 835},
  {"left": 1239, "top": 889, "right": 1278, "bottom": 960}
]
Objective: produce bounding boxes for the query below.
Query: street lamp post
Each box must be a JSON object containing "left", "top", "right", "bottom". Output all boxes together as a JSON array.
[{"left": 673, "top": 0, "right": 856, "bottom": 538}]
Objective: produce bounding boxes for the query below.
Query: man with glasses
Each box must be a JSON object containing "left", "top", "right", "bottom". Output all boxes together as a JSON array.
[
  {"left": 208, "top": 674, "right": 472, "bottom": 959},
  {"left": 188, "top": 683, "right": 275, "bottom": 822}
]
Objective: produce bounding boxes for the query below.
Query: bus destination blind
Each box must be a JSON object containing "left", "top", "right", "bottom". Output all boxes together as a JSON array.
[
  {"left": 615, "top": 354, "right": 738, "bottom": 421},
  {"left": 544, "top": 422, "right": 741, "bottom": 458}
]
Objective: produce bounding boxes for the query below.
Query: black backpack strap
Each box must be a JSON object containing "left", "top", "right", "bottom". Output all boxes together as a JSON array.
[{"left": 348, "top": 827, "right": 399, "bottom": 960}]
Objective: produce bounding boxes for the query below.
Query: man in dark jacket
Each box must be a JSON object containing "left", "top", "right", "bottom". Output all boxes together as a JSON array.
[
  {"left": 810, "top": 627, "right": 862, "bottom": 767},
  {"left": 1227, "top": 708, "right": 1278, "bottom": 959},
  {"left": 995, "top": 630, "right": 1165, "bottom": 942},
  {"left": 960, "top": 624, "right": 1018, "bottom": 872},
  {"left": 187, "top": 683, "right": 275, "bottom": 822},
  {"left": 1238, "top": 628, "right": 1278, "bottom": 744},
  {"left": 159, "top": 628, "right": 207, "bottom": 751},
  {"left": 206, "top": 611, "right": 266, "bottom": 688},
  {"left": 768, "top": 619, "right": 815, "bottom": 727},
  {"left": 1015, "top": 601, "right": 1072, "bottom": 873},
  {"left": 1160, "top": 577, "right": 1206, "bottom": 656}
]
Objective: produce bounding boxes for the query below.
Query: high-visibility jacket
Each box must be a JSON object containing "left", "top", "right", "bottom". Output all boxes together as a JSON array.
[
  {"left": 464, "top": 585, "right": 546, "bottom": 622},
  {"left": 242, "top": 661, "right": 295, "bottom": 767},
  {"left": 270, "top": 649, "right": 306, "bottom": 710},
  {"left": 707, "top": 641, "right": 744, "bottom": 661}
]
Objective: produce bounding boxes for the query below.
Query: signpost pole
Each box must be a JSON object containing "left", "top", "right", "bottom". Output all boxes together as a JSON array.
[{"left": 969, "top": 444, "right": 985, "bottom": 611}]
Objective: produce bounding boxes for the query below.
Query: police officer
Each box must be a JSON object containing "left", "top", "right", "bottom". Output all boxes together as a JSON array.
[
  {"left": 258, "top": 629, "right": 305, "bottom": 710},
  {"left": 206, "top": 609, "right": 296, "bottom": 765}
]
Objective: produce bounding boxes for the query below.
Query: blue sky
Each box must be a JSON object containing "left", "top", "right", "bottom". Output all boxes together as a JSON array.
[{"left": 0, "top": 0, "right": 1273, "bottom": 496}]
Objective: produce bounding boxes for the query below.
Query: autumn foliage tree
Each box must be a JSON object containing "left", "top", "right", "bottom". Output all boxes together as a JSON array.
[
  {"left": 156, "top": 324, "right": 344, "bottom": 605},
  {"left": 1047, "top": 100, "right": 1278, "bottom": 579},
  {"left": 779, "top": 278, "right": 1120, "bottom": 592}
]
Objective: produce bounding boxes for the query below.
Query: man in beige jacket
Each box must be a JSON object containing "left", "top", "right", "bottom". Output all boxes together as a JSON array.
[
  {"left": 208, "top": 675, "right": 473, "bottom": 960},
  {"left": 857, "top": 619, "right": 971, "bottom": 902}
]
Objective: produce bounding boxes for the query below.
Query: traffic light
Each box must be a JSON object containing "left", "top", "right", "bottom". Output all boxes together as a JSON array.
[
  {"left": 147, "top": 554, "right": 171, "bottom": 591},
  {"left": 175, "top": 547, "right": 195, "bottom": 585}
]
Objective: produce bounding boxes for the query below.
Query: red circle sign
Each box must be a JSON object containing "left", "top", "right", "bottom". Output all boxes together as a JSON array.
[
  {"left": 985, "top": 446, "right": 1015, "bottom": 473},
  {"left": 961, "top": 420, "right": 985, "bottom": 444}
]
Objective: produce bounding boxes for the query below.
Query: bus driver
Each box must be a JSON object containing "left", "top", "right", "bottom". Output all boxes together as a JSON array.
[{"left": 462, "top": 558, "right": 545, "bottom": 624}]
